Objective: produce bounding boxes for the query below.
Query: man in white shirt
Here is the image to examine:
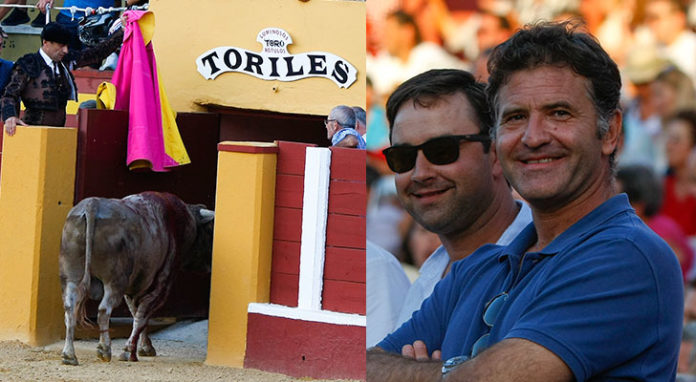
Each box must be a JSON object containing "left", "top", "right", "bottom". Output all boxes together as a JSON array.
[
  {"left": 379, "top": 68, "right": 532, "bottom": 331},
  {"left": 644, "top": 0, "right": 696, "bottom": 85},
  {"left": 366, "top": 240, "right": 411, "bottom": 348},
  {"left": 367, "top": 10, "right": 467, "bottom": 98}
]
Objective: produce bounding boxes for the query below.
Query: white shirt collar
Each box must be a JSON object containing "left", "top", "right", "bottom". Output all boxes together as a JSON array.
[{"left": 39, "top": 47, "right": 56, "bottom": 69}]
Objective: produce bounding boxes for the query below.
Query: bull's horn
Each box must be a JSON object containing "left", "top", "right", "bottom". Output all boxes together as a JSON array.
[{"left": 200, "top": 209, "right": 215, "bottom": 219}]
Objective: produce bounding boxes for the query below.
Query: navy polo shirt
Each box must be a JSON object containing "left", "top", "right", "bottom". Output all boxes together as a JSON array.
[{"left": 379, "top": 194, "right": 683, "bottom": 381}]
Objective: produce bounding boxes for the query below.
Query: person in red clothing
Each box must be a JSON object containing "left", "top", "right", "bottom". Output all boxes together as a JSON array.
[
  {"left": 618, "top": 164, "right": 693, "bottom": 282},
  {"left": 661, "top": 109, "right": 696, "bottom": 236}
]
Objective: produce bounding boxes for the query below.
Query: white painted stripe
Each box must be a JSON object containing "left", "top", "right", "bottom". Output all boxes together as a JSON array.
[
  {"left": 248, "top": 303, "right": 366, "bottom": 327},
  {"left": 297, "top": 147, "right": 332, "bottom": 310}
]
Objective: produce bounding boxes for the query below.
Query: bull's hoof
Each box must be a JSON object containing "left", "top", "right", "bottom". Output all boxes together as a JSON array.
[
  {"left": 138, "top": 346, "right": 156, "bottom": 357},
  {"left": 118, "top": 351, "right": 139, "bottom": 362},
  {"left": 61, "top": 352, "right": 79, "bottom": 366},
  {"left": 96, "top": 343, "right": 111, "bottom": 362}
]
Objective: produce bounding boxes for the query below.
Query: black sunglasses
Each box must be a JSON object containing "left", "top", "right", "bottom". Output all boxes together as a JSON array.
[{"left": 382, "top": 134, "right": 491, "bottom": 173}]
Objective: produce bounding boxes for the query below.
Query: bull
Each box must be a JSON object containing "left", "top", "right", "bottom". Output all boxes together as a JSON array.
[{"left": 59, "top": 191, "right": 215, "bottom": 365}]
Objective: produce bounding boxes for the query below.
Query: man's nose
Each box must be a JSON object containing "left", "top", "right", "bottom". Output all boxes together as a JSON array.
[
  {"left": 411, "top": 150, "right": 436, "bottom": 181},
  {"left": 521, "top": 113, "right": 551, "bottom": 148}
]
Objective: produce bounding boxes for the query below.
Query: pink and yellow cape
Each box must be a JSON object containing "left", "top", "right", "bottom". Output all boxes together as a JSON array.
[{"left": 107, "top": 10, "right": 190, "bottom": 172}]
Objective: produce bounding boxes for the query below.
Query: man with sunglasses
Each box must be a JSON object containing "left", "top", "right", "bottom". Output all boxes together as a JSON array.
[
  {"left": 378, "top": 68, "right": 532, "bottom": 332},
  {"left": 368, "top": 21, "right": 683, "bottom": 382}
]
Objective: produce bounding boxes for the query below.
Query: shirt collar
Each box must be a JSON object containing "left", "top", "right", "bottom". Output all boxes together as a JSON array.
[
  {"left": 497, "top": 194, "right": 633, "bottom": 262},
  {"left": 38, "top": 47, "right": 55, "bottom": 68}
]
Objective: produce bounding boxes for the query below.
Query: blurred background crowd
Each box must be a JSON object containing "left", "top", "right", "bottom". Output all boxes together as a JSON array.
[{"left": 366, "top": 0, "right": 696, "bottom": 374}]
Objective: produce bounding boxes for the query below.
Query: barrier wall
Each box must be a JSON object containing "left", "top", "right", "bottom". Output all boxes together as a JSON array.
[
  {"left": 0, "top": 126, "right": 77, "bottom": 346},
  {"left": 212, "top": 142, "right": 367, "bottom": 380},
  {"left": 206, "top": 141, "right": 278, "bottom": 367}
]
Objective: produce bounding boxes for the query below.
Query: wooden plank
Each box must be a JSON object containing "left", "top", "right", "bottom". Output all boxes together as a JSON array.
[
  {"left": 326, "top": 214, "right": 365, "bottom": 249},
  {"left": 273, "top": 206, "right": 303, "bottom": 242},
  {"left": 329, "top": 146, "right": 365, "bottom": 181},
  {"left": 322, "top": 280, "right": 365, "bottom": 315},
  {"left": 328, "top": 179, "right": 366, "bottom": 216},
  {"left": 324, "top": 247, "right": 365, "bottom": 283},
  {"left": 271, "top": 240, "right": 301, "bottom": 275},
  {"left": 275, "top": 173, "right": 304, "bottom": 209},
  {"left": 245, "top": 313, "right": 365, "bottom": 380},
  {"left": 277, "top": 141, "right": 313, "bottom": 176},
  {"left": 270, "top": 272, "right": 299, "bottom": 307}
]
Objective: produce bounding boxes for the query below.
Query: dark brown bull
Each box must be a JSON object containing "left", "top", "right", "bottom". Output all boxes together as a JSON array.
[{"left": 59, "top": 191, "right": 214, "bottom": 365}]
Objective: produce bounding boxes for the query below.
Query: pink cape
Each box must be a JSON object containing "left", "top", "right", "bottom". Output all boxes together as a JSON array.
[{"left": 111, "top": 10, "right": 181, "bottom": 172}]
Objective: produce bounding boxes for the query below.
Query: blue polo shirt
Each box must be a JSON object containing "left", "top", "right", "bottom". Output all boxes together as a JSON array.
[{"left": 378, "top": 194, "right": 683, "bottom": 381}]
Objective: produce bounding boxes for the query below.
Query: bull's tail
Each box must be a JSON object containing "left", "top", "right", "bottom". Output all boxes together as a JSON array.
[{"left": 76, "top": 199, "right": 98, "bottom": 328}]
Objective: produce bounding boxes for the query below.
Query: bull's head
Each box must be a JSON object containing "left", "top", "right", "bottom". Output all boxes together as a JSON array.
[{"left": 185, "top": 205, "right": 215, "bottom": 272}]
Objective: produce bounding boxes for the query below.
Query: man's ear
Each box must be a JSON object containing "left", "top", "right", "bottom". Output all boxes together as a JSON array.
[
  {"left": 489, "top": 140, "right": 504, "bottom": 178},
  {"left": 602, "top": 110, "right": 622, "bottom": 157}
]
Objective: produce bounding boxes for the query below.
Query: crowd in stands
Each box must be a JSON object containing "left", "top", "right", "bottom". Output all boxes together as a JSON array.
[{"left": 367, "top": 0, "right": 696, "bottom": 376}]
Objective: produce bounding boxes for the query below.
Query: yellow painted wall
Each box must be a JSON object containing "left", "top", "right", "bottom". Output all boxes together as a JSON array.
[
  {"left": 150, "top": 0, "right": 365, "bottom": 115},
  {"left": 0, "top": 126, "right": 77, "bottom": 346},
  {"left": 207, "top": 142, "right": 277, "bottom": 367}
]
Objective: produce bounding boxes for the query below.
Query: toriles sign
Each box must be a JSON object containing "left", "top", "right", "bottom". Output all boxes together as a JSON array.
[{"left": 196, "top": 28, "right": 358, "bottom": 88}]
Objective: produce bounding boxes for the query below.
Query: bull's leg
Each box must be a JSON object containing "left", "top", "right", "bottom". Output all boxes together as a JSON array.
[
  {"left": 137, "top": 326, "right": 156, "bottom": 357},
  {"left": 61, "top": 281, "right": 82, "bottom": 365},
  {"left": 124, "top": 296, "right": 156, "bottom": 357},
  {"left": 119, "top": 316, "right": 144, "bottom": 362},
  {"left": 120, "top": 288, "right": 169, "bottom": 362},
  {"left": 96, "top": 285, "right": 120, "bottom": 362}
]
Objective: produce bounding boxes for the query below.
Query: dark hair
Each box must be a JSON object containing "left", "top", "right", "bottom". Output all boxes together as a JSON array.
[
  {"left": 486, "top": 21, "right": 622, "bottom": 166},
  {"left": 385, "top": 69, "right": 492, "bottom": 152},
  {"left": 616, "top": 164, "right": 663, "bottom": 217},
  {"left": 41, "top": 22, "right": 72, "bottom": 45},
  {"left": 666, "top": 109, "right": 696, "bottom": 148},
  {"left": 387, "top": 10, "right": 422, "bottom": 45}
]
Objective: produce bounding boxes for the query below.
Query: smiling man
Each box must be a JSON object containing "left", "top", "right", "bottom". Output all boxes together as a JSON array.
[
  {"left": 367, "top": 21, "right": 684, "bottom": 382},
  {"left": 379, "top": 69, "right": 531, "bottom": 332}
]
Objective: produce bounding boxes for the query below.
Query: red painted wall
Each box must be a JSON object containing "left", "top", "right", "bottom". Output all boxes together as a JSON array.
[
  {"left": 74, "top": 108, "right": 220, "bottom": 209},
  {"left": 245, "top": 313, "right": 366, "bottom": 380},
  {"left": 270, "top": 141, "right": 314, "bottom": 307},
  {"left": 269, "top": 143, "right": 366, "bottom": 315},
  {"left": 323, "top": 146, "right": 366, "bottom": 315}
]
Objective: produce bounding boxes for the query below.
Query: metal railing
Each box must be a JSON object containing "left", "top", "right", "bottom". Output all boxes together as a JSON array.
[{"left": 0, "top": 2, "right": 148, "bottom": 26}]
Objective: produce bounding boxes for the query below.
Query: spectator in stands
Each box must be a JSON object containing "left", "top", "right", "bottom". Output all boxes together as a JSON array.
[
  {"left": 366, "top": 76, "right": 391, "bottom": 173},
  {"left": 378, "top": 69, "right": 531, "bottom": 330},
  {"left": 661, "top": 110, "right": 696, "bottom": 236},
  {"left": 476, "top": 11, "right": 512, "bottom": 55},
  {"left": 472, "top": 47, "right": 493, "bottom": 82},
  {"left": 325, "top": 105, "right": 366, "bottom": 149},
  {"left": 36, "top": 0, "right": 116, "bottom": 50},
  {"left": 0, "top": 27, "right": 13, "bottom": 93},
  {"left": 366, "top": 239, "right": 411, "bottom": 349},
  {"left": 618, "top": 46, "right": 671, "bottom": 174},
  {"left": 368, "top": 21, "right": 683, "bottom": 381},
  {"left": 366, "top": 9, "right": 466, "bottom": 98},
  {"left": 1, "top": 21, "right": 123, "bottom": 135},
  {"left": 399, "top": 220, "right": 441, "bottom": 269},
  {"left": 651, "top": 66, "right": 696, "bottom": 121},
  {"left": 0, "top": 0, "right": 45, "bottom": 27},
  {"left": 352, "top": 105, "right": 366, "bottom": 139},
  {"left": 367, "top": 147, "right": 412, "bottom": 349},
  {"left": 616, "top": 164, "right": 693, "bottom": 281},
  {"left": 644, "top": 0, "right": 696, "bottom": 85}
]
